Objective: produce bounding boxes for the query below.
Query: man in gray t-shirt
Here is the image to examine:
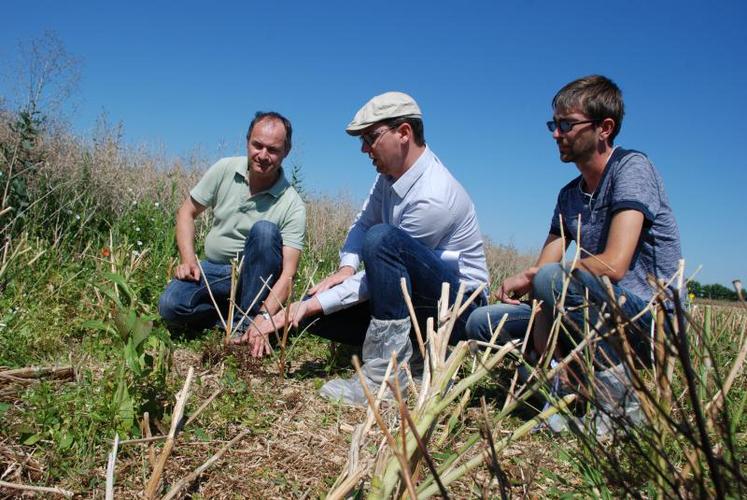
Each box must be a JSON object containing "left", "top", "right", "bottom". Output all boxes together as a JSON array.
[{"left": 466, "top": 76, "right": 683, "bottom": 424}]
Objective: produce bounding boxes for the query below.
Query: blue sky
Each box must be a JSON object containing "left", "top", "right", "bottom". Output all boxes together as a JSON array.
[{"left": 3, "top": 0, "right": 745, "bottom": 286}]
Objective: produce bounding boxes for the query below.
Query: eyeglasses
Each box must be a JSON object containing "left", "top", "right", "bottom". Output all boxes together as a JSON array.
[
  {"left": 360, "top": 127, "right": 392, "bottom": 148},
  {"left": 546, "top": 119, "right": 598, "bottom": 133}
]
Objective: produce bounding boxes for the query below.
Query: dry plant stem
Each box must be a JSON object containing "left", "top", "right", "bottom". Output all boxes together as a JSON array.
[
  {"left": 0, "top": 480, "right": 74, "bottom": 498},
  {"left": 400, "top": 277, "right": 426, "bottom": 359},
  {"left": 326, "top": 467, "right": 367, "bottom": 500},
  {"left": 442, "top": 281, "right": 466, "bottom": 350},
  {"left": 120, "top": 435, "right": 164, "bottom": 446},
  {"left": 393, "top": 384, "right": 450, "bottom": 499},
  {"left": 706, "top": 329, "right": 747, "bottom": 418},
  {"left": 418, "top": 394, "right": 577, "bottom": 498},
  {"left": 377, "top": 342, "right": 518, "bottom": 499},
  {"left": 328, "top": 357, "right": 394, "bottom": 498},
  {"left": 195, "top": 258, "right": 227, "bottom": 331},
  {"left": 143, "top": 366, "right": 195, "bottom": 499},
  {"left": 105, "top": 433, "right": 119, "bottom": 500},
  {"left": 225, "top": 257, "right": 239, "bottom": 342},
  {"left": 503, "top": 300, "right": 540, "bottom": 411},
  {"left": 456, "top": 282, "right": 487, "bottom": 318},
  {"left": 351, "top": 356, "right": 418, "bottom": 500},
  {"left": 438, "top": 312, "right": 511, "bottom": 445},
  {"left": 144, "top": 411, "right": 156, "bottom": 467},
  {"left": 184, "top": 387, "right": 222, "bottom": 428},
  {"left": 161, "top": 428, "right": 251, "bottom": 500},
  {"left": 0, "top": 365, "right": 73, "bottom": 380},
  {"left": 278, "top": 279, "right": 294, "bottom": 377},
  {"left": 232, "top": 272, "right": 271, "bottom": 338}
]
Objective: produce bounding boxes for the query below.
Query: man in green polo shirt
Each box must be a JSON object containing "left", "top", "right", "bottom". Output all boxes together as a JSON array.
[{"left": 159, "top": 111, "right": 305, "bottom": 355}]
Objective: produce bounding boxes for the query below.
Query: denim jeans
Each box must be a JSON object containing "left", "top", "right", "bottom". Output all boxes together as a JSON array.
[
  {"left": 306, "top": 224, "right": 487, "bottom": 345},
  {"left": 466, "top": 263, "right": 655, "bottom": 367},
  {"left": 158, "top": 221, "right": 283, "bottom": 334}
]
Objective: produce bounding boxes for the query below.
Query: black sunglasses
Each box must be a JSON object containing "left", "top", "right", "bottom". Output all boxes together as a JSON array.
[
  {"left": 546, "top": 119, "right": 598, "bottom": 133},
  {"left": 359, "top": 127, "right": 393, "bottom": 148}
]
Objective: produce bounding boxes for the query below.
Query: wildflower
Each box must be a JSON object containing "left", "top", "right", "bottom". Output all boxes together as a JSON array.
[
  {"left": 101, "top": 247, "right": 111, "bottom": 258},
  {"left": 75, "top": 214, "right": 81, "bottom": 220},
  {"left": 137, "top": 240, "right": 143, "bottom": 246},
  {"left": 135, "top": 227, "right": 141, "bottom": 232},
  {"left": 154, "top": 202, "right": 160, "bottom": 207},
  {"left": 132, "top": 250, "right": 140, "bottom": 256}
]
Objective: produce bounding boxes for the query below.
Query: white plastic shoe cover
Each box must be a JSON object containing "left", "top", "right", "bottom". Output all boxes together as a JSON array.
[{"left": 320, "top": 317, "right": 412, "bottom": 406}]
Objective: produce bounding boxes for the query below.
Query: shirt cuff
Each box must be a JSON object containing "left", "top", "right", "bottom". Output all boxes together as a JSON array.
[
  {"left": 316, "top": 288, "right": 345, "bottom": 315},
  {"left": 339, "top": 253, "right": 360, "bottom": 270}
]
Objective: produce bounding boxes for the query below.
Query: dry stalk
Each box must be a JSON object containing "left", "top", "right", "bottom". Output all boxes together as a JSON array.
[
  {"left": 417, "top": 394, "right": 577, "bottom": 498},
  {"left": 327, "top": 357, "right": 395, "bottom": 498},
  {"left": 143, "top": 366, "right": 195, "bottom": 499},
  {"left": 400, "top": 277, "right": 426, "bottom": 359},
  {"left": 351, "top": 355, "right": 418, "bottom": 500},
  {"left": 161, "top": 428, "right": 251, "bottom": 500},
  {"left": 0, "top": 480, "right": 73, "bottom": 498},
  {"left": 0, "top": 365, "right": 73, "bottom": 381},
  {"left": 105, "top": 433, "right": 119, "bottom": 500}
]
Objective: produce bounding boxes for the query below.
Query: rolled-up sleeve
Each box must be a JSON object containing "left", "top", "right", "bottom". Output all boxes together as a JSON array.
[{"left": 315, "top": 271, "right": 369, "bottom": 314}]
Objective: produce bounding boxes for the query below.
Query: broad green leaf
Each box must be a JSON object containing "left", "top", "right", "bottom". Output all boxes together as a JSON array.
[
  {"left": 57, "top": 431, "right": 74, "bottom": 450},
  {"left": 104, "top": 271, "right": 135, "bottom": 304},
  {"left": 23, "top": 432, "right": 43, "bottom": 446}
]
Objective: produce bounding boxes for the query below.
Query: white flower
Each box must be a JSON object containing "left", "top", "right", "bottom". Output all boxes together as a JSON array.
[
  {"left": 135, "top": 227, "right": 141, "bottom": 232},
  {"left": 154, "top": 202, "right": 160, "bottom": 207},
  {"left": 137, "top": 240, "right": 143, "bottom": 246},
  {"left": 132, "top": 250, "right": 140, "bottom": 256},
  {"left": 75, "top": 215, "right": 81, "bottom": 220}
]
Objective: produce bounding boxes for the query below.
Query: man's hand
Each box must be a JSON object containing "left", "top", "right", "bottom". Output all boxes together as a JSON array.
[
  {"left": 308, "top": 266, "right": 356, "bottom": 296},
  {"left": 174, "top": 260, "right": 201, "bottom": 281},
  {"left": 281, "top": 300, "right": 309, "bottom": 329},
  {"left": 494, "top": 267, "right": 538, "bottom": 304},
  {"left": 230, "top": 315, "right": 276, "bottom": 357}
]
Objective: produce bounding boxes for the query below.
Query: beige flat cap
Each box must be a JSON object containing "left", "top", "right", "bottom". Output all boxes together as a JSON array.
[{"left": 345, "top": 91, "right": 422, "bottom": 134}]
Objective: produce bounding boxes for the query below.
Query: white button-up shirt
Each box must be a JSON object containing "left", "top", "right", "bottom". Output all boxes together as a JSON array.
[{"left": 316, "top": 146, "right": 489, "bottom": 314}]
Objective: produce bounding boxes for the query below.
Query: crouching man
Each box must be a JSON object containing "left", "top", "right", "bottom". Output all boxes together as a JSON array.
[
  {"left": 467, "top": 75, "right": 683, "bottom": 432},
  {"left": 159, "top": 112, "right": 305, "bottom": 350},
  {"left": 258, "top": 92, "right": 489, "bottom": 405}
]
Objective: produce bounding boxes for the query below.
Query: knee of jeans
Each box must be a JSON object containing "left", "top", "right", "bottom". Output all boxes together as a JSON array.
[
  {"left": 465, "top": 306, "right": 492, "bottom": 341},
  {"left": 532, "top": 263, "right": 566, "bottom": 307},
  {"left": 362, "top": 223, "right": 398, "bottom": 261},
  {"left": 158, "top": 288, "right": 179, "bottom": 321},
  {"left": 245, "top": 220, "right": 281, "bottom": 249}
]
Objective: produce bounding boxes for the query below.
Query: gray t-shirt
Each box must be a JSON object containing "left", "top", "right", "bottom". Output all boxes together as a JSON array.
[{"left": 549, "top": 147, "right": 682, "bottom": 303}]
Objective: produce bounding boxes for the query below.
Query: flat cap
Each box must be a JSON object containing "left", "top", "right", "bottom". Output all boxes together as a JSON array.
[{"left": 345, "top": 91, "right": 422, "bottom": 134}]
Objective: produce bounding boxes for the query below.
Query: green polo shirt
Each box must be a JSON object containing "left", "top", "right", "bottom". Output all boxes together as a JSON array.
[{"left": 190, "top": 157, "right": 306, "bottom": 263}]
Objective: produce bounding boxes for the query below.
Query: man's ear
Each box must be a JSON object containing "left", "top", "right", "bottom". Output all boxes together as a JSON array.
[
  {"left": 397, "top": 122, "right": 412, "bottom": 144},
  {"left": 599, "top": 117, "right": 616, "bottom": 142}
]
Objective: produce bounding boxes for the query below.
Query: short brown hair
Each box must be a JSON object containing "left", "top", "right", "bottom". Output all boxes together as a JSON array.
[
  {"left": 552, "top": 75, "right": 624, "bottom": 144},
  {"left": 246, "top": 111, "right": 293, "bottom": 155}
]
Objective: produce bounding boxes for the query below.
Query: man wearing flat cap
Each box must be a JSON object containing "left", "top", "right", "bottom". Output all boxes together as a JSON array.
[{"left": 262, "top": 92, "right": 489, "bottom": 405}]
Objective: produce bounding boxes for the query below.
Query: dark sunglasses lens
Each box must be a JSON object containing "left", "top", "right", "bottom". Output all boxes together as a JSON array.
[
  {"left": 546, "top": 121, "right": 556, "bottom": 132},
  {"left": 558, "top": 120, "right": 573, "bottom": 133}
]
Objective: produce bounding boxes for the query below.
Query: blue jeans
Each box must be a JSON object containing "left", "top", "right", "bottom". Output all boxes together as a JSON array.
[
  {"left": 466, "top": 263, "right": 655, "bottom": 367},
  {"left": 158, "top": 221, "right": 283, "bottom": 334},
  {"left": 307, "top": 224, "right": 487, "bottom": 345}
]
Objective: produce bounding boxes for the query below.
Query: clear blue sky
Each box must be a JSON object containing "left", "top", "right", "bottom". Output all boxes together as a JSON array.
[{"left": 3, "top": 0, "right": 745, "bottom": 287}]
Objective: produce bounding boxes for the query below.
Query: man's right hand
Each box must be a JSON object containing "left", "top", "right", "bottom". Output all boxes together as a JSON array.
[
  {"left": 494, "top": 267, "right": 538, "bottom": 304},
  {"left": 308, "top": 266, "right": 355, "bottom": 296},
  {"left": 175, "top": 261, "right": 201, "bottom": 282}
]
